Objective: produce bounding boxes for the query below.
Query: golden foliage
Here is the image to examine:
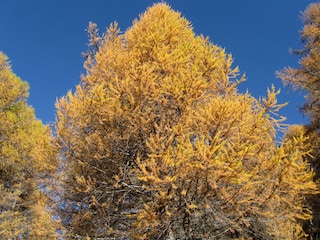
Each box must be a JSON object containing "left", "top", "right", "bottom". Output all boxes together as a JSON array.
[
  {"left": 55, "top": 3, "right": 317, "bottom": 239},
  {"left": 277, "top": 3, "right": 320, "bottom": 238},
  {"left": 0, "top": 52, "right": 58, "bottom": 238},
  {"left": 277, "top": 2, "right": 320, "bottom": 130}
]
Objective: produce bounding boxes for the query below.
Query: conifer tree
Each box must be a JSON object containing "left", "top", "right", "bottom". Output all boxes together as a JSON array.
[
  {"left": 0, "top": 52, "right": 58, "bottom": 238},
  {"left": 56, "top": 3, "right": 318, "bottom": 239},
  {"left": 277, "top": 2, "right": 320, "bottom": 238}
]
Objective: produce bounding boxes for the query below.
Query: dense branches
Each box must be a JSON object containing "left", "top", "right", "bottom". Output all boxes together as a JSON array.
[
  {"left": 277, "top": 2, "right": 320, "bottom": 239},
  {"left": 55, "top": 3, "right": 318, "bottom": 239},
  {"left": 0, "top": 52, "right": 58, "bottom": 238}
]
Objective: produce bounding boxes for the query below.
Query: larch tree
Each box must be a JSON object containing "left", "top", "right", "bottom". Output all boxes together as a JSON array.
[
  {"left": 55, "top": 3, "right": 318, "bottom": 239},
  {"left": 277, "top": 2, "right": 320, "bottom": 239},
  {"left": 0, "top": 52, "right": 58, "bottom": 238}
]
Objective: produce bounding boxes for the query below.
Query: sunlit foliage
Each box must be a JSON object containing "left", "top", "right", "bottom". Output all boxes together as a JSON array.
[
  {"left": 277, "top": 2, "right": 320, "bottom": 238},
  {"left": 56, "top": 3, "right": 317, "bottom": 239},
  {"left": 0, "top": 52, "right": 58, "bottom": 238},
  {"left": 278, "top": 2, "right": 320, "bottom": 131}
]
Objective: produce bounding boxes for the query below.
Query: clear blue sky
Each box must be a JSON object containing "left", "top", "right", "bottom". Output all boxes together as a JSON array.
[{"left": 0, "top": 0, "right": 316, "bottom": 127}]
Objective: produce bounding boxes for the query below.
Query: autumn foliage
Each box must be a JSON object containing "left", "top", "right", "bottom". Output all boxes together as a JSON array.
[
  {"left": 0, "top": 52, "right": 58, "bottom": 238},
  {"left": 0, "top": 2, "right": 318, "bottom": 240},
  {"left": 277, "top": 2, "right": 320, "bottom": 238},
  {"left": 54, "top": 3, "right": 318, "bottom": 239}
]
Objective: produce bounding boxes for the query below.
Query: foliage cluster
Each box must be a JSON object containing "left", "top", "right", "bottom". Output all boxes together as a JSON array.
[
  {"left": 0, "top": 53, "right": 58, "bottom": 238},
  {"left": 0, "top": 2, "right": 319, "bottom": 240},
  {"left": 277, "top": 2, "right": 320, "bottom": 238},
  {"left": 54, "top": 3, "right": 318, "bottom": 239}
]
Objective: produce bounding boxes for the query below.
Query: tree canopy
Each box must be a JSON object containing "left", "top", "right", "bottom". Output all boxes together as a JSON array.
[
  {"left": 55, "top": 3, "right": 318, "bottom": 239},
  {"left": 277, "top": 2, "right": 320, "bottom": 239},
  {"left": 0, "top": 52, "right": 58, "bottom": 238}
]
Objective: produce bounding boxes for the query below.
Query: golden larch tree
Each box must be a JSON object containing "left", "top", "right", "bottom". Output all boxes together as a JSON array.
[
  {"left": 0, "top": 52, "right": 58, "bottom": 238},
  {"left": 55, "top": 3, "right": 318, "bottom": 239},
  {"left": 277, "top": 2, "right": 320, "bottom": 239}
]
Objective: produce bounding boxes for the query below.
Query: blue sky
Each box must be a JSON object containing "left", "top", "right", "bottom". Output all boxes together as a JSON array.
[{"left": 0, "top": 0, "right": 316, "bottom": 127}]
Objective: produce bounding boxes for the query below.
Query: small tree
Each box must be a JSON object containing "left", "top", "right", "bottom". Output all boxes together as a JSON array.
[
  {"left": 0, "top": 52, "right": 58, "bottom": 238},
  {"left": 277, "top": 2, "right": 320, "bottom": 238},
  {"left": 56, "top": 3, "right": 317, "bottom": 239}
]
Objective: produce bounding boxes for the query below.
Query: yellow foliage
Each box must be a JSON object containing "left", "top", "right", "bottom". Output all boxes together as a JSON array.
[
  {"left": 0, "top": 52, "right": 58, "bottom": 238},
  {"left": 277, "top": 3, "right": 320, "bottom": 238},
  {"left": 55, "top": 3, "right": 318, "bottom": 239}
]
